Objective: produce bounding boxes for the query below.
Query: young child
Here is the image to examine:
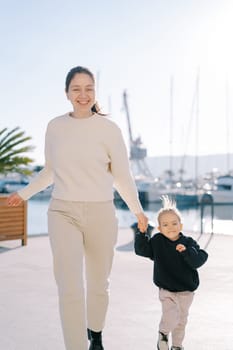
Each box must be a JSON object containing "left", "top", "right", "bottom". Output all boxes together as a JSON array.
[{"left": 134, "top": 196, "right": 208, "bottom": 350}]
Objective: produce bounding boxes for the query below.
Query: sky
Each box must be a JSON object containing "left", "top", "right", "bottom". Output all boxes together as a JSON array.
[{"left": 1, "top": 0, "right": 233, "bottom": 165}]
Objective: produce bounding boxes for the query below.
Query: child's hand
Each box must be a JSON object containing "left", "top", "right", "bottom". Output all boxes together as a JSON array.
[
  {"left": 176, "top": 244, "right": 186, "bottom": 252},
  {"left": 135, "top": 212, "right": 148, "bottom": 233}
]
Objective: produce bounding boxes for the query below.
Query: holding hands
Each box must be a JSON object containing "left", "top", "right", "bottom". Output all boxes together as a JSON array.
[{"left": 136, "top": 212, "right": 148, "bottom": 233}]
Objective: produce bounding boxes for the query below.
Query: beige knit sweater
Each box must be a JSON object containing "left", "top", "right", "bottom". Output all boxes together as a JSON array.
[{"left": 18, "top": 113, "right": 143, "bottom": 214}]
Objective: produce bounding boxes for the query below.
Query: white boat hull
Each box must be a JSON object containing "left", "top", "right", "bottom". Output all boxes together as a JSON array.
[{"left": 203, "top": 191, "right": 233, "bottom": 204}]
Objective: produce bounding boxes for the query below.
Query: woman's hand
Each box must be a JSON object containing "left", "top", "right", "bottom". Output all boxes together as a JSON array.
[
  {"left": 6, "top": 192, "right": 24, "bottom": 207},
  {"left": 135, "top": 212, "right": 148, "bottom": 233}
]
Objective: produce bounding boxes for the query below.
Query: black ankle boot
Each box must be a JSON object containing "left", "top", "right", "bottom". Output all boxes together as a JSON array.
[{"left": 88, "top": 329, "right": 104, "bottom": 350}]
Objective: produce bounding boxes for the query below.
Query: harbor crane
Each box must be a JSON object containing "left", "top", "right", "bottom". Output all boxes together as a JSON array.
[{"left": 122, "top": 90, "right": 154, "bottom": 179}]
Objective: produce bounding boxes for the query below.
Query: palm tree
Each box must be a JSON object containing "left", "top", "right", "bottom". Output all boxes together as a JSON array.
[{"left": 0, "top": 127, "right": 34, "bottom": 175}]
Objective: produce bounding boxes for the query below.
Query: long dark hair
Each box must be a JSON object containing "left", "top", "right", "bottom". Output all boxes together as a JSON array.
[{"left": 65, "top": 66, "right": 106, "bottom": 115}]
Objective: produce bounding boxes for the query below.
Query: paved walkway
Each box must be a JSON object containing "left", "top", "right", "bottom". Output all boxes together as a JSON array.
[{"left": 0, "top": 228, "right": 233, "bottom": 350}]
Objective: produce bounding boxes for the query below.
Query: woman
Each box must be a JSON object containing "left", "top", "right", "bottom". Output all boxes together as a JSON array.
[{"left": 7, "top": 66, "right": 148, "bottom": 350}]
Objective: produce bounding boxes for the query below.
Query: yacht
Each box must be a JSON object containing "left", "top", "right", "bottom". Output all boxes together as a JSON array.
[{"left": 201, "top": 175, "right": 233, "bottom": 204}]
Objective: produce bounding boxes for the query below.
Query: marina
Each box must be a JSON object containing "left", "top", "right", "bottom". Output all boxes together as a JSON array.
[
  {"left": 114, "top": 90, "right": 233, "bottom": 207},
  {"left": 1, "top": 91, "right": 233, "bottom": 236},
  {"left": 26, "top": 197, "right": 233, "bottom": 236},
  {"left": 1, "top": 3, "right": 233, "bottom": 349}
]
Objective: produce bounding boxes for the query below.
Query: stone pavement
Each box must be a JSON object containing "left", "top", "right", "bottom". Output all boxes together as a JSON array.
[{"left": 0, "top": 228, "right": 233, "bottom": 350}]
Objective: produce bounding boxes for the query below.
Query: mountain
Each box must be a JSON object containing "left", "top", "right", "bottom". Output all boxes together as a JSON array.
[{"left": 146, "top": 153, "right": 233, "bottom": 179}]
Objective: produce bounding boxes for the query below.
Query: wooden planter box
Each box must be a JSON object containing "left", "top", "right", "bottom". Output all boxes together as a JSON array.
[{"left": 0, "top": 195, "right": 27, "bottom": 246}]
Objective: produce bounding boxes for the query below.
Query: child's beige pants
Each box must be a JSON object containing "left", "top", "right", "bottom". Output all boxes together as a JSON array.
[
  {"left": 159, "top": 288, "right": 194, "bottom": 347},
  {"left": 47, "top": 199, "right": 118, "bottom": 350}
]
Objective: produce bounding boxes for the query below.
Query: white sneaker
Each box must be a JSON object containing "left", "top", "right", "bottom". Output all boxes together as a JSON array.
[{"left": 157, "top": 331, "right": 169, "bottom": 350}]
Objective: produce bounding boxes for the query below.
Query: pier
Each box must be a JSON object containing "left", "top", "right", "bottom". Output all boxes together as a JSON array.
[{"left": 0, "top": 228, "right": 233, "bottom": 349}]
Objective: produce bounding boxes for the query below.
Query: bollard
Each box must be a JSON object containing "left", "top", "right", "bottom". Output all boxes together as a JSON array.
[{"left": 200, "top": 193, "right": 214, "bottom": 235}]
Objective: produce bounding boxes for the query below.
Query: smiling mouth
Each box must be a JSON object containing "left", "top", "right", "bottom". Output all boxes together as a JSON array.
[{"left": 77, "top": 101, "right": 89, "bottom": 105}]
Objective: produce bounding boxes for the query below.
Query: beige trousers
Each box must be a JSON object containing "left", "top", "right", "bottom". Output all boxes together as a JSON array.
[
  {"left": 159, "top": 288, "right": 194, "bottom": 347},
  {"left": 47, "top": 199, "right": 118, "bottom": 350}
]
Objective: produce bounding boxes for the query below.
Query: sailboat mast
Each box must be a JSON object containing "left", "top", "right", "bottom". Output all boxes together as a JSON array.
[
  {"left": 108, "top": 95, "right": 112, "bottom": 115},
  {"left": 225, "top": 80, "right": 230, "bottom": 173},
  {"left": 169, "top": 76, "right": 174, "bottom": 178},
  {"left": 123, "top": 90, "right": 133, "bottom": 145},
  {"left": 194, "top": 70, "right": 200, "bottom": 188}
]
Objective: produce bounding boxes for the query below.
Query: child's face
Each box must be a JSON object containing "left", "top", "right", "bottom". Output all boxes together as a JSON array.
[{"left": 158, "top": 212, "right": 183, "bottom": 241}]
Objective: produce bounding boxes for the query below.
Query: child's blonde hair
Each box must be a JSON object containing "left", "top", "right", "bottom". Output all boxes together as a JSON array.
[{"left": 157, "top": 195, "right": 182, "bottom": 224}]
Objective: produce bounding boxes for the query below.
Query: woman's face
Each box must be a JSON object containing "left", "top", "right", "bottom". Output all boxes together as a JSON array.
[{"left": 66, "top": 73, "right": 95, "bottom": 112}]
